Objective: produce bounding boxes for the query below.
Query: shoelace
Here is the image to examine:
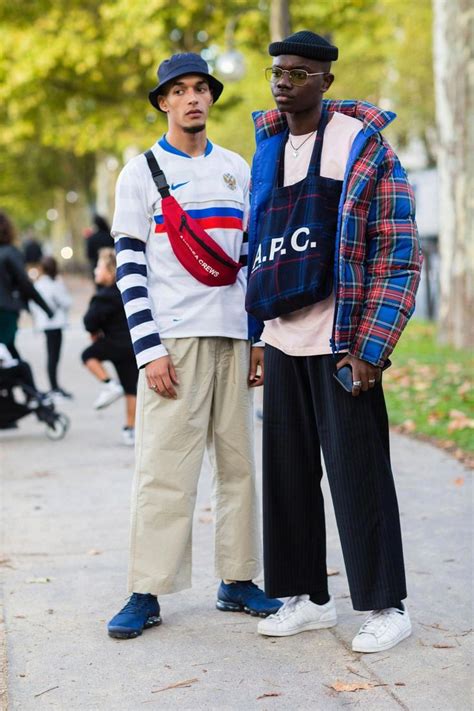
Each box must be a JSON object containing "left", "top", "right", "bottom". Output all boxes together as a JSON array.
[
  {"left": 121, "top": 594, "right": 154, "bottom": 614},
  {"left": 269, "top": 596, "right": 305, "bottom": 621},
  {"left": 231, "top": 582, "right": 267, "bottom": 601},
  {"left": 359, "top": 608, "right": 399, "bottom": 634}
]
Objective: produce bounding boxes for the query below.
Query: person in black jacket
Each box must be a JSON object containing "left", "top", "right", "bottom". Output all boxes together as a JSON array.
[
  {"left": 81, "top": 247, "right": 138, "bottom": 445},
  {"left": 0, "top": 211, "right": 53, "bottom": 359}
]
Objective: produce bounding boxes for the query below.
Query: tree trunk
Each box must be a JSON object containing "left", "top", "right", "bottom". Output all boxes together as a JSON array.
[
  {"left": 270, "top": 0, "right": 291, "bottom": 42},
  {"left": 433, "top": 0, "right": 474, "bottom": 348}
]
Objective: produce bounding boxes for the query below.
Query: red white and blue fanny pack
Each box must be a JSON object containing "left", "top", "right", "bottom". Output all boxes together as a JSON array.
[{"left": 144, "top": 150, "right": 242, "bottom": 287}]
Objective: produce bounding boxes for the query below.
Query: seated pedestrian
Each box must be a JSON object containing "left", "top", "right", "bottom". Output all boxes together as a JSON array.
[
  {"left": 29, "top": 256, "right": 72, "bottom": 399},
  {"left": 81, "top": 247, "right": 137, "bottom": 446}
]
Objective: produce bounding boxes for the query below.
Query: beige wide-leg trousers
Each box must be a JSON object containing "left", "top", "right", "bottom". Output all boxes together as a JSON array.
[{"left": 128, "top": 337, "right": 261, "bottom": 595}]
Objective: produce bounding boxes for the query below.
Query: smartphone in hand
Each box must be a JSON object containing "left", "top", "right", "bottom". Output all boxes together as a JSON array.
[
  {"left": 333, "top": 359, "right": 392, "bottom": 393},
  {"left": 333, "top": 365, "right": 354, "bottom": 392}
]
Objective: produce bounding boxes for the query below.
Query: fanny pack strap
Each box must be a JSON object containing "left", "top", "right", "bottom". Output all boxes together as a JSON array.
[{"left": 144, "top": 150, "right": 170, "bottom": 198}]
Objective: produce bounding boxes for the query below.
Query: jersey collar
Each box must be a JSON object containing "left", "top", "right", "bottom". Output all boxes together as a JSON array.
[{"left": 158, "top": 135, "right": 213, "bottom": 158}]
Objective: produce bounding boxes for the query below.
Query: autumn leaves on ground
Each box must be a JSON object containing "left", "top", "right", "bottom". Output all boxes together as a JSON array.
[{"left": 384, "top": 320, "right": 474, "bottom": 468}]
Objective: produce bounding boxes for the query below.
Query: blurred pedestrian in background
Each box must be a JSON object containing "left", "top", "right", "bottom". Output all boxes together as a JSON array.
[
  {"left": 22, "top": 234, "right": 44, "bottom": 281},
  {"left": 81, "top": 247, "right": 137, "bottom": 445},
  {"left": 0, "top": 210, "right": 53, "bottom": 359},
  {"left": 85, "top": 214, "right": 114, "bottom": 277},
  {"left": 29, "top": 255, "right": 72, "bottom": 400}
]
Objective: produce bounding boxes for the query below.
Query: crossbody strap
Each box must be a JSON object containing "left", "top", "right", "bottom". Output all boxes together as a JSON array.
[{"left": 144, "top": 150, "right": 170, "bottom": 198}]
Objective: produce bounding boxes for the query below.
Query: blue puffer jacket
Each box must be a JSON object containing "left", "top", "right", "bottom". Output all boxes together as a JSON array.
[{"left": 247, "top": 99, "right": 422, "bottom": 367}]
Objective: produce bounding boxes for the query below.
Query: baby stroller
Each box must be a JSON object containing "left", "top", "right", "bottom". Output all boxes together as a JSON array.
[{"left": 0, "top": 348, "right": 70, "bottom": 440}]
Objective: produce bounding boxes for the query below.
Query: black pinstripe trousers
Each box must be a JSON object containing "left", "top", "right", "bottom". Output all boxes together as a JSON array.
[{"left": 262, "top": 345, "right": 407, "bottom": 611}]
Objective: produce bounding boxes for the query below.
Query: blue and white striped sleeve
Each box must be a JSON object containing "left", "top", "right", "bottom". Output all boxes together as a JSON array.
[
  {"left": 115, "top": 235, "right": 168, "bottom": 368},
  {"left": 112, "top": 158, "right": 167, "bottom": 368}
]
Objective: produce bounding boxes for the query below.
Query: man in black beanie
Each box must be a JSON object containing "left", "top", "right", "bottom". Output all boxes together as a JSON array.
[{"left": 245, "top": 31, "right": 422, "bottom": 652}]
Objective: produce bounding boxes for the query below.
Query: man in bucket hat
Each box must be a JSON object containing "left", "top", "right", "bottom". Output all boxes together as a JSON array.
[
  {"left": 107, "top": 53, "right": 281, "bottom": 639},
  {"left": 246, "top": 31, "right": 422, "bottom": 652}
]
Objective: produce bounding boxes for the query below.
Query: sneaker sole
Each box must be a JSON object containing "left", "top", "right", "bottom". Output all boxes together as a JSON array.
[
  {"left": 258, "top": 618, "right": 338, "bottom": 637},
  {"left": 216, "top": 600, "right": 278, "bottom": 618},
  {"left": 94, "top": 392, "right": 123, "bottom": 410},
  {"left": 108, "top": 615, "right": 162, "bottom": 640},
  {"left": 352, "top": 626, "right": 412, "bottom": 653}
]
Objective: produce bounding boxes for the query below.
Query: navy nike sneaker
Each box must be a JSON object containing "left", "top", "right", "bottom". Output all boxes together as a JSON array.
[
  {"left": 107, "top": 593, "right": 161, "bottom": 639},
  {"left": 216, "top": 581, "right": 283, "bottom": 617}
]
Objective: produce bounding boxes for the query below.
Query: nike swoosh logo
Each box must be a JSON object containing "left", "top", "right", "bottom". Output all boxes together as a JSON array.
[{"left": 171, "top": 181, "right": 190, "bottom": 190}]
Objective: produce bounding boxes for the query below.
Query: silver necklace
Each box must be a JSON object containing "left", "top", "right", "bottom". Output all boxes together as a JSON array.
[{"left": 288, "top": 130, "right": 316, "bottom": 158}]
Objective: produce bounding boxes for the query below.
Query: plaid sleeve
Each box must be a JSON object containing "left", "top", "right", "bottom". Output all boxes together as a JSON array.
[{"left": 349, "top": 147, "right": 423, "bottom": 366}]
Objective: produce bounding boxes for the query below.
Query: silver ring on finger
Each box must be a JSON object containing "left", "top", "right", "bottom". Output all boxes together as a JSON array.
[
  {"left": 352, "top": 380, "right": 362, "bottom": 388},
  {"left": 368, "top": 378, "right": 376, "bottom": 384},
  {"left": 150, "top": 384, "right": 158, "bottom": 391}
]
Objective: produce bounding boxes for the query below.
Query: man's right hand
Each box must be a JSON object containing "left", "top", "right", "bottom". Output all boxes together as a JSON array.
[{"left": 145, "top": 355, "right": 179, "bottom": 399}]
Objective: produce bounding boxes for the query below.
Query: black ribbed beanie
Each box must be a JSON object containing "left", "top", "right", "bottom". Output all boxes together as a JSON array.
[{"left": 269, "top": 30, "right": 338, "bottom": 62}]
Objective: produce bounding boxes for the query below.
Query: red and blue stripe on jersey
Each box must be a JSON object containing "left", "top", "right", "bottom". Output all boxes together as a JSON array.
[{"left": 153, "top": 207, "right": 243, "bottom": 233}]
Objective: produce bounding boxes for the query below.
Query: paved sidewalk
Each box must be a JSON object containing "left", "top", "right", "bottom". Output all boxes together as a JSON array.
[{"left": 0, "top": 283, "right": 472, "bottom": 710}]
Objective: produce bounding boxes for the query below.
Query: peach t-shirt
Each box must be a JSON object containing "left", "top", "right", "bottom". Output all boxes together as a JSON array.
[{"left": 261, "top": 111, "right": 363, "bottom": 356}]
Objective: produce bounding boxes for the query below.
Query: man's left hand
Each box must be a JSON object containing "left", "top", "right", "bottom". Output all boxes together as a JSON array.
[
  {"left": 248, "top": 346, "right": 264, "bottom": 387},
  {"left": 336, "top": 353, "right": 381, "bottom": 397}
]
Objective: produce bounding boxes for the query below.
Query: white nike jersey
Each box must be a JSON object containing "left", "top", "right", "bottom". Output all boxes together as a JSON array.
[{"left": 112, "top": 137, "right": 250, "bottom": 362}]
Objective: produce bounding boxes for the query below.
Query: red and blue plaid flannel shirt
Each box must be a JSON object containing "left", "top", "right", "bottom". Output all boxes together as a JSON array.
[{"left": 248, "top": 99, "right": 423, "bottom": 367}]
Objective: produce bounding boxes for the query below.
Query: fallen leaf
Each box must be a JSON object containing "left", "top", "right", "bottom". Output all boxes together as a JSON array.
[
  {"left": 454, "top": 477, "right": 464, "bottom": 487},
  {"left": 401, "top": 419, "right": 416, "bottom": 433},
  {"left": 330, "top": 680, "right": 382, "bottom": 692},
  {"left": 26, "top": 577, "right": 52, "bottom": 584},
  {"left": 447, "top": 410, "right": 474, "bottom": 432},
  {"left": 446, "top": 363, "right": 462, "bottom": 374},
  {"left": 327, "top": 568, "right": 340, "bottom": 576},
  {"left": 432, "top": 643, "right": 455, "bottom": 649},
  {"left": 87, "top": 549, "right": 102, "bottom": 556},
  {"left": 413, "top": 381, "right": 430, "bottom": 391},
  {"left": 151, "top": 678, "right": 199, "bottom": 694},
  {"left": 257, "top": 692, "right": 282, "bottom": 700},
  {"left": 198, "top": 515, "right": 213, "bottom": 524}
]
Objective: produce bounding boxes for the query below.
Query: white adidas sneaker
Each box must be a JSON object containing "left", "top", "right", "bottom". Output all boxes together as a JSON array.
[
  {"left": 352, "top": 602, "right": 412, "bottom": 653},
  {"left": 257, "top": 595, "right": 337, "bottom": 637}
]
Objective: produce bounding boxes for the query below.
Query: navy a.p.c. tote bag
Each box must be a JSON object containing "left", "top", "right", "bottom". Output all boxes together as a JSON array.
[{"left": 246, "top": 111, "right": 342, "bottom": 321}]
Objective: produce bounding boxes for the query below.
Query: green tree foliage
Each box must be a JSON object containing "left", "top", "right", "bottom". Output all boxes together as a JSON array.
[{"left": 0, "top": 0, "right": 434, "bottom": 228}]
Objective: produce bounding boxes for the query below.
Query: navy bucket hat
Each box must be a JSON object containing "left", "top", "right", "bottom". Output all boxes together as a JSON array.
[{"left": 148, "top": 52, "right": 224, "bottom": 111}]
